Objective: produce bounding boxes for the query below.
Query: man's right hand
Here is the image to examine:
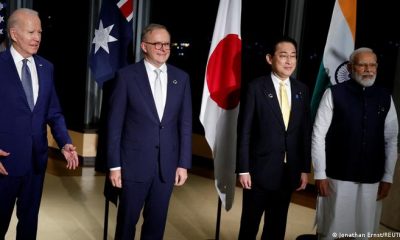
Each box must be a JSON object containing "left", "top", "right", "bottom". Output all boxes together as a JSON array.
[
  {"left": 239, "top": 173, "right": 252, "bottom": 189},
  {"left": 315, "top": 179, "right": 330, "bottom": 197},
  {"left": 0, "top": 149, "right": 10, "bottom": 175}
]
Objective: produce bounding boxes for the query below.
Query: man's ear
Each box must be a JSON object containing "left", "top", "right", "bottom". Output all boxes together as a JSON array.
[
  {"left": 140, "top": 42, "right": 147, "bottom": 53},
  {"left": 266, "top": 54, "right": 272, "bottom": 65},
  {"left": 9, "top": 28, "right": 17, "bottom": 42},
  {"left": 347, "top": 62, "right": 352, "bottom": 72}
]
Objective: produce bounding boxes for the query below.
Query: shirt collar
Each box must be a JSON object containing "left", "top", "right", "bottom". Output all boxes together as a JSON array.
[
  {"left": 10, "top": 46, "right": 34, "bottom": 66},
  {"left": 271, "top": 72, "right": 290, "bottom": 86},
  {"left": 144, "top": 59, "right": 167, "bottom": 73}
]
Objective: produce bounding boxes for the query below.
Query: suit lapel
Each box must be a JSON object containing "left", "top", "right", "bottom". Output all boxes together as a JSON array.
[
  {"left": 288, "top": 80, "right": 303, "bottom": 131},
  {"left": 135, "top": 61, "right": 160, "bottom": 121},
  {"left": 3, "top": 50, "right": 32, "bottom": 110},
  {"left": 263, "top": 76, "right": 286, "bottom": 129},
  {"left": 33, "top": 55, "right": 45, "bottom": 111},
  {"left": 162, "top": 67, "right": 178, "bottom": 123}
]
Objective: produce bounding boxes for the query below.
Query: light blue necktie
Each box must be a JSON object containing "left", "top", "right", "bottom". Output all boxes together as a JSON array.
[{"left": 21, "top": 59, "right": 34, "bottom": 111}]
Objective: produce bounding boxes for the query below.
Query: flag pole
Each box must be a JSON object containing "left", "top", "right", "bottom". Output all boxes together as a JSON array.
[
  {"left": 103, "top": 198, "right": 109, "bottom": 240},
  {"left": 215, "top": 197, "right": 222, "bottom": 240}
]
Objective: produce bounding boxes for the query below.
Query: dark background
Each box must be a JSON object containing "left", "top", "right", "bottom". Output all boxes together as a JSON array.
[{"left": 26, "top": 0, "right": 400, "bottom": 132}]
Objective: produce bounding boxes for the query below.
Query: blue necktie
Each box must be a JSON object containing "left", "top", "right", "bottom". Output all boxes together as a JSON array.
[{"left": 21, "top": 59, "right": 34, "bottom": 110}]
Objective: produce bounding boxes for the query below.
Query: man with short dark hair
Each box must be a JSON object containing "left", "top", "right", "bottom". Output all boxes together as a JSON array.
[{"left": 237, "top": 36, "right": 311, "bottom": 240}]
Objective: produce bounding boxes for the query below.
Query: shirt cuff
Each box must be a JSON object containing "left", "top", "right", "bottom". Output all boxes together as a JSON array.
[{"left": 313, "top": 170, "right": 327, "bottom": 180}]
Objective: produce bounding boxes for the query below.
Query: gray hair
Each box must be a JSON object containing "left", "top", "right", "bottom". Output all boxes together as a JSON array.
[
  {"left": 349, "top": 47, "right": 376, "bottom": 64},
  {"left": 7, "top": 8, "right": 39, "bottom": 33},
  {"left": 141, "top": 23, "right": 169, "bottom": 42}
]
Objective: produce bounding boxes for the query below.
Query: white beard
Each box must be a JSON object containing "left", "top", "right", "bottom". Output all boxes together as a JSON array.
[{"left": 352, "top": 72, "right": 376, "bottom": 87}]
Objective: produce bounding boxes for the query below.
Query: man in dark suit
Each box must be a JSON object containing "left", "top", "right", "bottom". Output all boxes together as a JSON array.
[
  {"left": 107, "top": 23, "right": 192, "bottom": 240},
  {"left": 236, "top": 36, "right": 311, "bottom": 240},
  {"left": 0, "top": 8, "right": 79, "bottom": 240}
]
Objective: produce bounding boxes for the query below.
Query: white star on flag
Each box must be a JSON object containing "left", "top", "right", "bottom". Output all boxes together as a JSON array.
[
  {"left": 92, "top": 20, "right": 118, "bottom": 54},
  {"left": 0, "top": 16, "right": 4, "bottom": 23},
  {"left": 0, "top": 3, "right": 3, "bottom": 10}
]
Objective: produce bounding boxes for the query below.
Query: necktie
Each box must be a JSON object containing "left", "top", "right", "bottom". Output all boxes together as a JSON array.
[
  {"left": 21, "top": 59, "right": 34, "bottom": 111},
  {"left": 279, "top": 81, "right": 290, "bottom": 129},
  {"left": 154, "top": 69, "right": 164, "bottom": 120}
]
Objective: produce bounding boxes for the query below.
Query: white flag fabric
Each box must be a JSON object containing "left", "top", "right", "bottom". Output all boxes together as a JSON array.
[
  {"left": 311, "top": 0, "right": 356, "bottom": 117},
  {"left": 199, "top": 0, "right": 242, "bottom": 211}
]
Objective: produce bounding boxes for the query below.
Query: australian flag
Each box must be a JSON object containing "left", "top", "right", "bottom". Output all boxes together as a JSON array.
[
  {"left": 89, "top": 0, "right": 134, "bottom": 88},
  {"left": 0, "top": 0, "right": 6, "bottom": 46}
]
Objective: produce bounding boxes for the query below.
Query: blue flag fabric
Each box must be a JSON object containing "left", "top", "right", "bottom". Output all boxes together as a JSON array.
[
  {"left": 0, "top": 0, "right": 6, "bottom": 46},
  {"left": 89, "top": 0, "right": 133, "bottom": 87}
]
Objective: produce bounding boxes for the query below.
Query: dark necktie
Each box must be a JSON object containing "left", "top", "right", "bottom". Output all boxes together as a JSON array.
[{"left": 21, "top": 59, "right": 34, "bottom": 111}]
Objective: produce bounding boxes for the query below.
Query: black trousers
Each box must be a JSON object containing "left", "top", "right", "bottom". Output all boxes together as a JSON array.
[{"left": 238, "top": 182, "right": 292, "bottom": 240}]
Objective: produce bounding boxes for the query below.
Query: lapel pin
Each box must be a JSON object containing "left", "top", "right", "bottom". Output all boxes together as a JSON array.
[
  {"left": 264, "top": 91, "right": 273, "bottom": 98},
  {"left": 172, "top": 80, "right": 178, "bottom": 84}
]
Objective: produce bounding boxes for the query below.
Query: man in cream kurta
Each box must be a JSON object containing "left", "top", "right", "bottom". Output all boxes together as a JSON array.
[{"left": 312, "top": 47, "right": 398, "bottom": 240}]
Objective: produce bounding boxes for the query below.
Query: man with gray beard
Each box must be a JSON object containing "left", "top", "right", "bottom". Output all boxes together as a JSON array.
[{"left": 312, "top": 47, "right": 398, "bottom": 240}]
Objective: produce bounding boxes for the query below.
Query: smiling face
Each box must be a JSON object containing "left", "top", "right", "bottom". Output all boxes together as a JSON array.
[
  {"left": 266, "top": 41, "right": 297, "bottom": 80},
  {"left": 141, "top": 28, "right": 171, "bottom": 68},
  {"left": 9, "top": 9, "right": 42, "bottom": 58}
]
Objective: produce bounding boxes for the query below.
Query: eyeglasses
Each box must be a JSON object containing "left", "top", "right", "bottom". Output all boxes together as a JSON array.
[
  {"left": 144, "top": 42, "right": 171, "bottom": 50},
  {"left": 354, "top": 62, "right": 378, "bottom": 69},
  {"left": 277, "top": 54, "right": 297, "bottom": 61}
]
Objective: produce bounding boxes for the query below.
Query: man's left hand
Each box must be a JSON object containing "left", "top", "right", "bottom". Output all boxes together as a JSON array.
[
  {"left": 377, "top": 181, "right": 391, "bottom": 201},
  {"left": 296, "top": 172, "right": 308, "bottom": 191},
  {"left": 175, "top": 167, "right": 188, "bottom": 186}
]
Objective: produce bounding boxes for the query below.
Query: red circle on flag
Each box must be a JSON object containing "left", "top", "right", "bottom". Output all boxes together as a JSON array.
[{"left": 206, "top": 34, "right": 241, "bottom": 110}]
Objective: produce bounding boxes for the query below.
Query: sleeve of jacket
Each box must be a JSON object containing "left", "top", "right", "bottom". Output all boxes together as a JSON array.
[
  {"left": 46, "top": 64, "right": 71, "bottom": 147},
  {"left": 178, "top": 73, "right": 192, "bottom": 169},
  {"left": 236, "top": 81, "right": 256, "bottom": 173},
  {"left": 106, "top": 72, "right": 128, "bottom": 169},
  {"left": 301, "top": 84, "right": 312, "bottom": 173}
]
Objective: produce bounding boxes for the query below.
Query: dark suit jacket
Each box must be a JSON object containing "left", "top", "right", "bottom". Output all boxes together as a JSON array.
[
  {"left": 0, "top": 49, "right": 71, "bottom": 176},
  {"left": 237, "top": 74, "right": 311, "bottom": 190},
  {"left": 107, "top": 60, "right": 192, "bottom": 183}
]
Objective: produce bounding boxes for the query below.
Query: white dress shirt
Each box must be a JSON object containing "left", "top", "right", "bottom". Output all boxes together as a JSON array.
[
  {"left": 144, "top": 60, "right": 168, "bottom": 118},
  {"left": 10, "top": 45, "right": 39, "bottom": 104},
  {"left": 271, "top": 72, "right": 292, "bottom": 107}
]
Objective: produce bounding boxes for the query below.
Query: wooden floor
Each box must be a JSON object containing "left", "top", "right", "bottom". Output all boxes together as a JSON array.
[
  {"left": 6, "top": 155, "right": 319, "bottom": 240},
  {"left": 12, "top": 153, "right": 389, "bottom": 240},
  {"left": 47, "top": 152, "right": 318, "bottom": 210}
]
